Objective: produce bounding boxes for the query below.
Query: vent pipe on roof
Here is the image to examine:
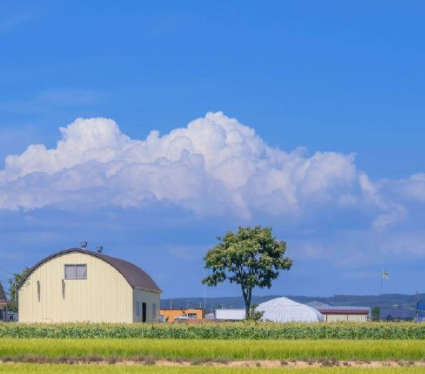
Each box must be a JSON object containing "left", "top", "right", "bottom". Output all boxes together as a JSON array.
[
  {"left": 80, "top": 241, "right": 88, "bottom": 250},
  {"left": 96, "top": 246, "right": 103, "bottom": 253}
]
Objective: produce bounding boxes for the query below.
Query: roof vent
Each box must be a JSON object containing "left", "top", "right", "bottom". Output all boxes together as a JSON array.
[
  {"left": 96, "top": 246, "right": 103, "bottom": 253},
  {"left": 80, "top": 241, "right": 88, "bottom": 250}
]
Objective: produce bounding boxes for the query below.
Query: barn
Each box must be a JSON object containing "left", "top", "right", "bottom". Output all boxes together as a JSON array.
[{"left": 18, "top": 248, "right": 161, "bottom": 323}]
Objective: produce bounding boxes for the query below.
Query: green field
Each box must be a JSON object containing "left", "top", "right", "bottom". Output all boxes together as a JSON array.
[
  {"left": 0, "top": 339, "right": 424, "bottom": 361},
  {"left": 1, "top": 322, "right": 425, "bottom": 339},
  {"left": 2, "top": 323, "right": 425, "bottom": 372},
  {"left": 0, "top": 365, "right": 424, "bottom": 374}
]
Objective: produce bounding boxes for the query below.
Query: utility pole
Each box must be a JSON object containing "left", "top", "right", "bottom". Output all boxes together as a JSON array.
[{"left": 203, "top": 268, "right": 207, "bottom": 311}]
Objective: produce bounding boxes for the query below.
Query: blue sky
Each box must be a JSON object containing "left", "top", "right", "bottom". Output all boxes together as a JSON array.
[{"left": 0, "top": 0, "right": 424, "bottom": 298}]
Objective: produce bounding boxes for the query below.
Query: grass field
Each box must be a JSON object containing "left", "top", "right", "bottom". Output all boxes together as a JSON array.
[
  {"left": 0, "top": 339, "right": 424, "bottom": 361},
  {"left": 1, "top": 322, "right": 425, "bottom": 339},
  {"left": 0, "top": 365, "right": 425, "bottom": 374}
]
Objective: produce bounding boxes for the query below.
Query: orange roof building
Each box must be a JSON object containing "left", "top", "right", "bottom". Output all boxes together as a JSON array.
[{"left": 160, "top": 308, "right": 203, "bottom": 322}]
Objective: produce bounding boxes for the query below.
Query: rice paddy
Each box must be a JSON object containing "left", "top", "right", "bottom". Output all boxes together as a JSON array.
[
  {"left": 1, "top": 323, "right": 424, "bottom": 372},
  {"left": 0, "top": 338, "right": 424, "bottom": 361}
]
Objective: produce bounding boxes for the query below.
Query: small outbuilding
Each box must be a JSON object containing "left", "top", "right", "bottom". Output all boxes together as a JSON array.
[
  {"left": 18, "top": 248, "right": 161, "bottom": 323},
  {"left": 215, "top": 308, "right": 245, "bottom": 321},
  {"left": 257, "top": 297, "right": 324, "bottom": 323},
  {"left": 161, "top": 308, "right": 203, "bottom": 322},
  {"left": 316, "top": 306, "right": 370, "bottom": 322}
]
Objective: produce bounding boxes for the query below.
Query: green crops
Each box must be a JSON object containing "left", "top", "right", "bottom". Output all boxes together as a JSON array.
[
  {"left": 0, "top": 339, "right": 424, "bottom": 361},
  {"left": 1, "top": 322, "right": 425, "bottom": 339}
]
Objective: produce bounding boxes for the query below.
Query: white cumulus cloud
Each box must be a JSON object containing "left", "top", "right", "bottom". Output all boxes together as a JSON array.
[
  {"left": 0, "top": 112, "right": 415, "bottom": 225},
  {"left": 380, "top": 173, "right": 425, "bottom": 203}
]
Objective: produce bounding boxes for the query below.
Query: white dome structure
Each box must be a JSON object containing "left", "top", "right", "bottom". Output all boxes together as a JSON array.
[{"left": 257, "top": 297, "right": 324, "bottom": 323}]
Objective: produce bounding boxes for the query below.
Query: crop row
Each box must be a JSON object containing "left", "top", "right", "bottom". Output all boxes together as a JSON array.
[
  {"left": 1, "top": 322, "right": 425, "bottom": 339},
  {"left": 1, "top": 339, "right": 425, "bottom": 361}
]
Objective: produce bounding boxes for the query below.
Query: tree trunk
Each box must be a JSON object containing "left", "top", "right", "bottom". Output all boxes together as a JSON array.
[
  {"left": 242, "top": 286, "right": 252, "bottom": 319},
  {"left": 244, "top": 302, "right": 250, "bottom": 319}
]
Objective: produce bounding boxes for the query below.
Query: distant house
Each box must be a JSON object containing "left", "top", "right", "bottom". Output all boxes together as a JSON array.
[
  {"left": 308, "top": 302, "right": 370, "bottom": 322},
  {"left": 0, "top": 281, "right": 8, "bottom": 322},
  {"left": 160, "top": 308, "right": 203, "bottom": 322},
  {"left": 18, "top": 248, "right": 161, "bottom": 323}
]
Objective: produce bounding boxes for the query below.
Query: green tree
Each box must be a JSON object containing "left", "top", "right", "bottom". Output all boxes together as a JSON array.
[
  {"left": 371, "top": 306, "right": 381, "bottom": 321},
  {"left": 247, "top": 304, "right": 264, "bottom": 321},
  {"left": 7, "top": 267, "right": 31, "bottom": 313},
  {"left": 202, "top": 226, "right": 292, "bottom": 318}
]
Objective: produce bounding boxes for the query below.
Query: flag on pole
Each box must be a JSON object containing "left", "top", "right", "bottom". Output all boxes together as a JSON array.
[{"left": 382, "top": 269, "right": 390, "bottom": 280}]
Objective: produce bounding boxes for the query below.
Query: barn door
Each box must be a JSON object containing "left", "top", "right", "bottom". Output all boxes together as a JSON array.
[{"left": 142, "top": 303, "right": 147, "bottom": 322}]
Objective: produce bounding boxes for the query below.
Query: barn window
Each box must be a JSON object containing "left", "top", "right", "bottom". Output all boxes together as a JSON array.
[
  {"left": 136, "top": 302, "right": 140, "bottom": 317},
  {"left": 152, "top": 304, "right": 157, "bottom": 319},
  {"left": 64, "top": 264, "right": 87, "bottom": 279}
]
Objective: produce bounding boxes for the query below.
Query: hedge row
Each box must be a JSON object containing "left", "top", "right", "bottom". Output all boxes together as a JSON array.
[{"left": 1, "top": 322, "right": 425, "bottom": 339}]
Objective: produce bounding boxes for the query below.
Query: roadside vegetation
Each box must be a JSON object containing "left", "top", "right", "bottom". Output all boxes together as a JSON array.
[
  {"left": 1, "top": 322, "right": 425, "bottom": 339},
  {"left": 1, "top": 364, "right": 425, "bottom": 374},
  {"left": 1, "top": 338, "right": 425, "bottom": 361}
]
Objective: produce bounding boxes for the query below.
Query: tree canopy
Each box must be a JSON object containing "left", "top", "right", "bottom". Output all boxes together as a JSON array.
[
  {"left": 202, "top": 226, "right": 292, "bottom": 318},
  {"left": 8, "top": 267, "right": 30, "bottom": 313}
]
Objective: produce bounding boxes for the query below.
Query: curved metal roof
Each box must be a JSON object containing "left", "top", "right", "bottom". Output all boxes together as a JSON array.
[
  {"left": 257, "top": 297, "right": 324, "bottom": 323},
  {"left": 18, "top": 248, "right": 161, "bottom": 293}
]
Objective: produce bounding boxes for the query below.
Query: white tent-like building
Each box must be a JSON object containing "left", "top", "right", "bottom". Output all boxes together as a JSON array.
[{"left": 257, "top": 297, "right": 324, "bottom": 323}]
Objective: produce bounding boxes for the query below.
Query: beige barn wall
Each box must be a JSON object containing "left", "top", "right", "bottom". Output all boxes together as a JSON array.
[
  {"left": 19, "top": 252, "right": 135, "bottom": 323},
  {"left": 133, "top": 289, "right": 161, "bottom": 323},
  {"left": 347, "top": 314, "right": 368, "bottom": 322},
  {"left": 326, "top": 314, "right": 368, "bottom": 322}
]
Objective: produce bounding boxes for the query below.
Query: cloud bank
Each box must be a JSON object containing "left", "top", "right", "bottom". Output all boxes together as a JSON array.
[{"left": 0, "top": 112, "right": 420, "bottom": 225}]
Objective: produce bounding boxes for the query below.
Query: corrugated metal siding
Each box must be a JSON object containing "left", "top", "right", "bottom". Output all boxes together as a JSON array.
[
  {"left": 19, "top": 252, "right": 136, "bottom": 323},
  {"left": 347, "top": 314, "right": 368, "bottom": 322},
  {"left": 326, "top": 314, "right": 368, "bottom": 322},
  {"left": 133, "top": 289, "right": 160, "bottom": 323}
]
